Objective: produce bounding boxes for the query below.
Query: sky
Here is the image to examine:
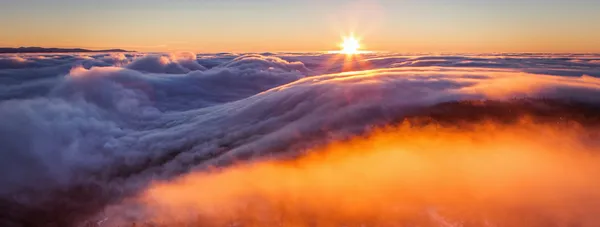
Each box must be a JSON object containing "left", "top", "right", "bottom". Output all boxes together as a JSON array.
[{"left": 1, "top": 0, "right": 600, "bottom": 53}]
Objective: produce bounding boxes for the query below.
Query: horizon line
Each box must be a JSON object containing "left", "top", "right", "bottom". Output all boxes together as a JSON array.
[{"left": 2, "top": 46, "right": 600, "bottom": 55}]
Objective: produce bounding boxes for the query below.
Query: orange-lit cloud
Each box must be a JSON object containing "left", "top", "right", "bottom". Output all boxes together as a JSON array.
[{"left": 108, "top": 119, "right": 600, "bottom": 226}]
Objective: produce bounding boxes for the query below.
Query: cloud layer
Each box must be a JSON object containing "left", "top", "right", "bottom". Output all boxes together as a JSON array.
[{"left": 1, "top": 52, "right": 600, "bottom": 226}]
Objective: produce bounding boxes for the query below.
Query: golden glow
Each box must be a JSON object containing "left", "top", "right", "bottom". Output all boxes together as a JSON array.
[
  {"left": 132, "top": 119, "right": 600, "bottom": 226},
  {"left": 340, "top": 35, "right": 361, "bottom": 55}
]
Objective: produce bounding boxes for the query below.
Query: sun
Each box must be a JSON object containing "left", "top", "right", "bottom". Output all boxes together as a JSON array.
[{"left": 340, "top": 35, "right": 361, "bottom": 55}]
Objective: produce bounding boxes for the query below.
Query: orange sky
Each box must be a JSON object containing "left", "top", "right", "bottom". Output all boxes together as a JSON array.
[{"left": 1, "top": 0, "right": 600, "bottom": 53}]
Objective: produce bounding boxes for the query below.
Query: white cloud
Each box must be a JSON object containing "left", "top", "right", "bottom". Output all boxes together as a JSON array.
[{"left": 1, "top": 52, "right": 600, "bottom": 226}]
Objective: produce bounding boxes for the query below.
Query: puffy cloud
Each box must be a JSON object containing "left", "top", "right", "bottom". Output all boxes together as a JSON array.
[
  {"left": 125, "top": 52, "right": 207, "bottom": 74},
  {"left": 99, "top": 53, "right": 130, "bottom": 65},
  {"left": 126, "top": 55, "right": 191, "bottom": 74},
  {"left": 217, "top": 54, "right": 310, "bottom": 73},
  {"left": 0, "top": 97, "right": 125, "bottom": 195},
  {"left": 169, "top": 52, "right": 207, "bottom": 71},
  {"left": 0, "top": 56, "right": 29, "bottom": 69},
  {"left": 196, "top": 53, "right": 240, "bottom": 69},
  {"left": 1, "top": 52, "right": 600, "bottom": 226}
]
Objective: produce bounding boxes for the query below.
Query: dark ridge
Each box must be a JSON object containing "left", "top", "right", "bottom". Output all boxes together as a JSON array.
[
  {"left": 0, "top": 184, "right": 109, "bottom": 227},
  {"left": 402, "top": 98, "right": 600, "bottom": 127},
  {"left": 0, "top": 47, "right": 133, "bottom": 54}
]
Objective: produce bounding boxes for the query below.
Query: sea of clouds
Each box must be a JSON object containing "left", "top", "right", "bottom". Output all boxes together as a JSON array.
[{"left": 1, "top": 51, "right": 600, "bottom": 226}]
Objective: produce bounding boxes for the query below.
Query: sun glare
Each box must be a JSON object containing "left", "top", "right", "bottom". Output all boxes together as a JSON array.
[{"left": 340, "top": 35, "right": 361, "bottom": 55}]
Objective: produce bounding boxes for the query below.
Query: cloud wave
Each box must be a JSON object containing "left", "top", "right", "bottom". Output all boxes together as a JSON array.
[{"left": 1, "top": 52, "right": 600, "bottom": 226}]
